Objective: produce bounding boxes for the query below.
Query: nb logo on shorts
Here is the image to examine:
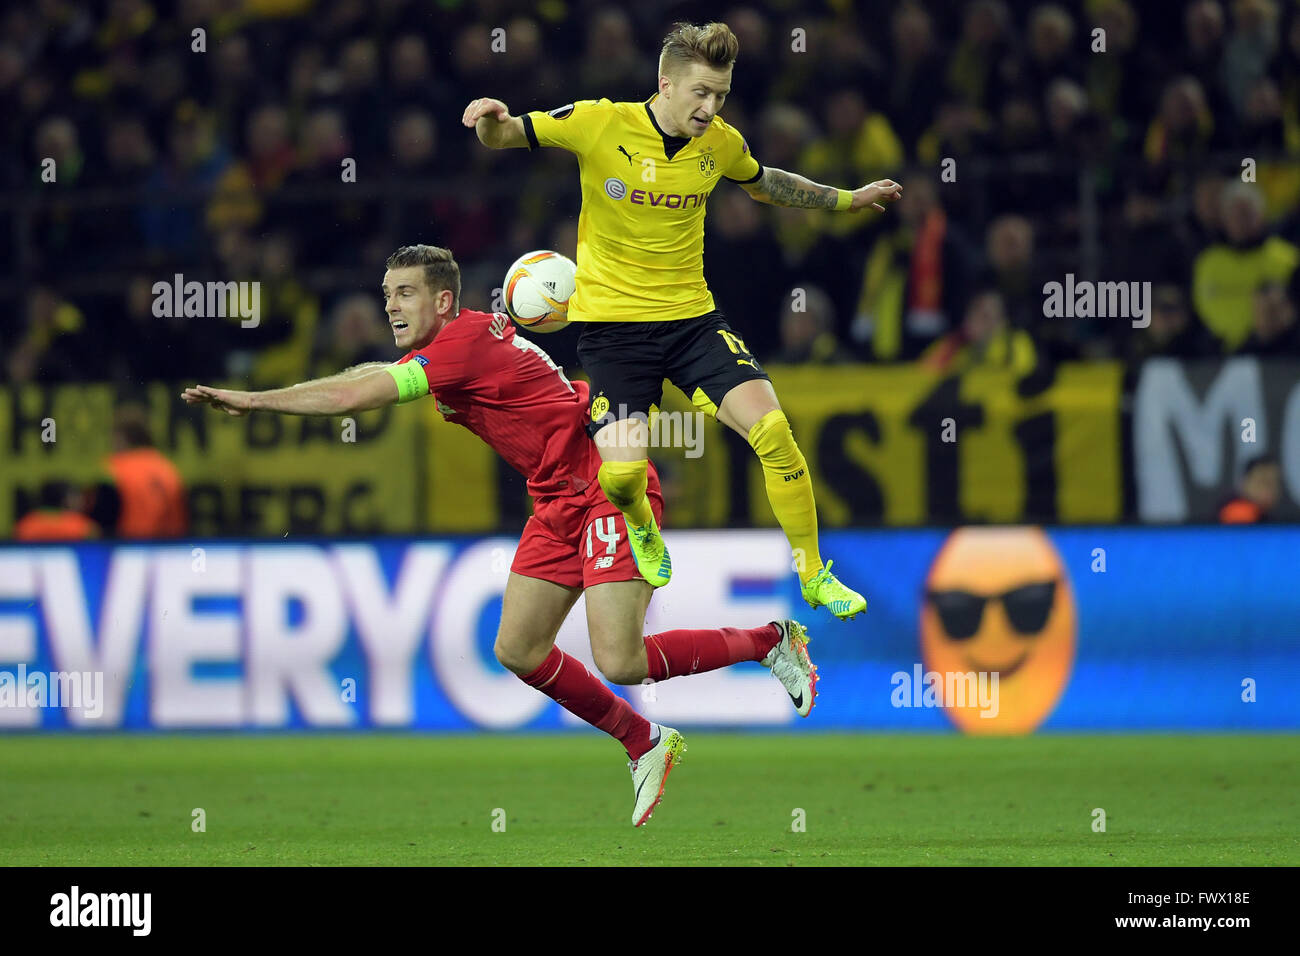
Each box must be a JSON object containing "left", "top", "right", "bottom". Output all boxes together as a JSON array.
[
  {"left": 784, "top": 468, "right": 806, "bottom": 482},
  {"left": 593, "top": 556, "right": 615, "bottom": 570}
]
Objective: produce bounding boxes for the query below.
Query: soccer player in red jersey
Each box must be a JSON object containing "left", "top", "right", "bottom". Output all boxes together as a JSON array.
[{"left": 183, "top": 244, "right": 817, "bottom": 827}]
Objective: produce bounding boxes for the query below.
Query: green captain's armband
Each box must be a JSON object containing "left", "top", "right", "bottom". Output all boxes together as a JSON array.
[{"left": 386, "top": 362, "right": 428, "bottom": 404}]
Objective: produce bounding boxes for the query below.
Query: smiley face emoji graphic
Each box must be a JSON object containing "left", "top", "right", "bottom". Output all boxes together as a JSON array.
[{"left": 920, "top": 527, "right": 1075, "bottom": 734}]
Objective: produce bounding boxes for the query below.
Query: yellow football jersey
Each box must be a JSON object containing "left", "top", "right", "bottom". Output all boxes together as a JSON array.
[{"left": 523, "top": 94, "right": 762, "bottom": 322}]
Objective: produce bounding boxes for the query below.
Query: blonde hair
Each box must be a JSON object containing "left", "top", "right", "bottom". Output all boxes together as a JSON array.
[{"left": 659, "top": 21, "right": 739, "bottom": 79}]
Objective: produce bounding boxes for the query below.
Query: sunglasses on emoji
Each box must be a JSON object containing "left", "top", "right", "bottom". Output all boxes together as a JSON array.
[{"left": 924, "top": 580, "right": 1058, "bottom": 640}]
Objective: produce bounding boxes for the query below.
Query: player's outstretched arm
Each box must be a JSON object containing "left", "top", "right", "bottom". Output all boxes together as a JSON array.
[
  {"left": 740, "top": 167, "right": 902, "bottom": 213},
  {"left": 462, "top": 97, "right": 527, "bottom": 149},
  {"left": 181, "top": 366, "right": 400, "bottom": 417}
]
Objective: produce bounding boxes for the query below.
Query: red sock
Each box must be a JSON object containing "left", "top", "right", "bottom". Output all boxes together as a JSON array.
[
  {"left": 643, "top": 623, "right": 781, "bottom": 681},
  {"left": 519, "top": 647, "right": 656, "bottom": 759}
]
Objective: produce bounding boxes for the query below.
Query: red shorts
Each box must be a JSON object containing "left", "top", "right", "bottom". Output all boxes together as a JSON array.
[{"left": 511, "top": 465, "right": 665, "bottom": 589}]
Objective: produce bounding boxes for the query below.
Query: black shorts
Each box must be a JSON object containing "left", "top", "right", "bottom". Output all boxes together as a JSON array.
[{"left": 577, "top": 311, "right": 770, "bottom": 437}]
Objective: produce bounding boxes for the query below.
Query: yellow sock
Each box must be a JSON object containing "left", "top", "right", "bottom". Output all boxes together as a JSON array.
[
  {"left": 748, "top": 410, "right": 823, "bottom": 583},
  {"left": 597, "top": 459, "right": 654, "bottom": 529}
]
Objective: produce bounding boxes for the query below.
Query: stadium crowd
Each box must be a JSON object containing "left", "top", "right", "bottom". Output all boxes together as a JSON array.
[{"left": 3, "top": 0, "right": 1300, "bottom": 390}]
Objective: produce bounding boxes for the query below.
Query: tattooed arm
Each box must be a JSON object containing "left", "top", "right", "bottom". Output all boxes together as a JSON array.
[{"left": 740, "top": 167, "right": 902, "bottom": 212}]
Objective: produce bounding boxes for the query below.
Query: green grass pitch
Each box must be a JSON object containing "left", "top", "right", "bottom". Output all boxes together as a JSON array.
[{"left": 1, "top": 734, "right": 1296, "bottom": 866}]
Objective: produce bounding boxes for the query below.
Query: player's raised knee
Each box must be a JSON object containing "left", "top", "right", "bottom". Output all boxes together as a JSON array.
[
  {"left": 592, "top": 649, "right": 646, "bottom": 686},
  {"left": 597, "top": 460, "right": 648, "bottom": 510},
  {"left": 494, "top": 634, "right": 538, "bottom": 676}
]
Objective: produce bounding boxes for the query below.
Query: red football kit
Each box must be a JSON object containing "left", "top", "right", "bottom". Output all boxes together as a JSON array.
[
  {"left": 395, "top": 308, "right": 663, "bottom": 587},
  {"left": 395, "top": 308, "right": 781, "bottom": 772}
]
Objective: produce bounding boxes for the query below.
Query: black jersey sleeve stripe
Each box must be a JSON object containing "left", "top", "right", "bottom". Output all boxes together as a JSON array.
[
  {"left": 521, "top": 113, "right": 538, "bottom": 150},
  {"left": 724, "top": 163, "right": 764, "bottom": 185}
]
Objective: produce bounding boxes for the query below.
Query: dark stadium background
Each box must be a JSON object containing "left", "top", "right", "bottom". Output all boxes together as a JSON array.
[
  {"left": 0, "top": 0, "right": 1297, "bottom": 872},
  {"left": 5, "top": 0, "right": 1300, "bottom": 538}
]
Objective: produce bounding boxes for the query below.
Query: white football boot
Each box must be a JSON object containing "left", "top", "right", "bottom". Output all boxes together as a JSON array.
[
  {"left": 761, "top": 620, "right": 819, "bottom": 717},
  {"left": 628, "top": 723, "right": 686, "bottom": 827}
]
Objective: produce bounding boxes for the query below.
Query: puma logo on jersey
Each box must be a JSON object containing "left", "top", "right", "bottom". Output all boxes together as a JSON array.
[
  {"left": 488, "top": 313, "right": 509, "bottom": 339},
  {"left": 617, "top": 145, "right": 639, "bottom": 165},
  {"left": 737, "top": 358, "right": 760, "bottom": 369}
]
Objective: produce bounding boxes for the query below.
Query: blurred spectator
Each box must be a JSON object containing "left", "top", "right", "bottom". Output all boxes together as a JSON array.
[
  {"left": 208, "top": 33, "right": 260, "bottom": 148},
  {"left": 33, "top": 115, "right": 85, "bottom": 186},
  {"left": 495, "top": 17, "right": 567, "bottom": 102},
  {"left": 88, "top": 404, "right": 189, "bottom": 539},
  {"left": 1180, "top": 0, "right": 1231, "bottom": 121},
  {"left": 997, "top": 94, "right": 1045, "bottom": 153},
  {"left": 852, "top": 172, "right": 976, "bottom": 359},
  {"left": 983, "top": 214, "right": 1041, "bottom": 330},
  {"left": 1192, "top": 181, "right": 1300, "bottom": 350},
  {"left": 1113, "top": 190, "right": 1192, "bottom": 286},
  {"left": 916, "top": 96, "right": 994, "bottom": 166},
  {"left": 775, "top": 285, "right": 856, "bottom": 364},
  {"left": 1190, "top": 172, "right": 1229, "bottom": 246},
  {"left": 5, "top": 287, "right": 94, "bottom": 384},
  {"left": 802, "top": 88, "right": 904, "bottom": 201},
  {"left": 389, "top": 35, "right": 434, "bottom": 108},
  {"left": 13, "top": 483, "right": 101, "bottom": 542},
  {"left": 277, "top": 106, "right": 377, "bottom": 267},
  {"left": 312, "top": 292, "right": 393, "bottom": 376},
  {"left": 1125, "top": 284, "right": 1215, "bottom": 361},
  {"left": 335, "top": 37, "right": 386, "bottom": 160},
  {"left": 243, "top": 104, "right": 296, "bottom": 193},
  {"left": 142, "top": 101, "right": 233, "bottom": 262},
  {"left": 947, "top": 0, "right": 1014, "bottom": 112},
  {"left": 919, "top": 288, "right": 1038, "bottom": 376},
  {"left": 1221, "top": 0, "right": 1281, "bottom": 120},
  {"left": 1218, "top": 453, "right": 1282, "bottom": 522},
  {"left": 245, "top": 233, "right": 322, "bottom": 387},
  {"left": 390, "top": 108, "right": 442, "bottom": 177},
  {"left": 106, "top": 274, "right": 223, "bottom": 382},
  {"left": 705, "top": 189, "right": 790, "bottom": 360},
  {"left": 287, "top": 43, "right": 327, "bottom": 115},
  {"left": 30, "top": 116, "right": 102, "bottom": 269},
  {"left": 1143, "top": 77, "right": 1217, "bottom": 187},
  {"left": 887, "top": 2, "right": 945, "bottom": 155},
  {"left": 757, "top": 104, "right": 824, "bottom": 265},
  {"left": 1241, "top": 77, "right": 1287, "bottom": 150},
  {"left": 1019, "top": 4, "right": 1083, "bottom": 92},
  {"left": 1239, "top": 280, "right": 1300, "bottom": 354},
  {"left": 581, "top": 10, "right": 653, "bottom": 99},
  {"left": 723, "top": 7, "right": 774, "bottom": 106},
  {"left": 1085, "top": 0, "right": 1148, "bottom": 133},
  {"left": 1045, "top": 78, "right": 1091, "bottom": 154},
  {"left": 772, "top": 16, "right": 882, "bottom": 100}
]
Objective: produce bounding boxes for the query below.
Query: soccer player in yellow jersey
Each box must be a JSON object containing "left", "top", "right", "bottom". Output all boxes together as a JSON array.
[{"left": 463, "top": 21, "right": 901, "bottom": 620}]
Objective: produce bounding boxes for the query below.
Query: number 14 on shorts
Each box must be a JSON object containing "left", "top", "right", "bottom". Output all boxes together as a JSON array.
[{"left": 587, "top": 516, "right": 621, "bottom": 570}]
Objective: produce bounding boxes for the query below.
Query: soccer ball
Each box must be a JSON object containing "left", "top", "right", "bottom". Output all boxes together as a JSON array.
[{"left": 502, "top": 250, "right": 575, "bottom": 333}]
